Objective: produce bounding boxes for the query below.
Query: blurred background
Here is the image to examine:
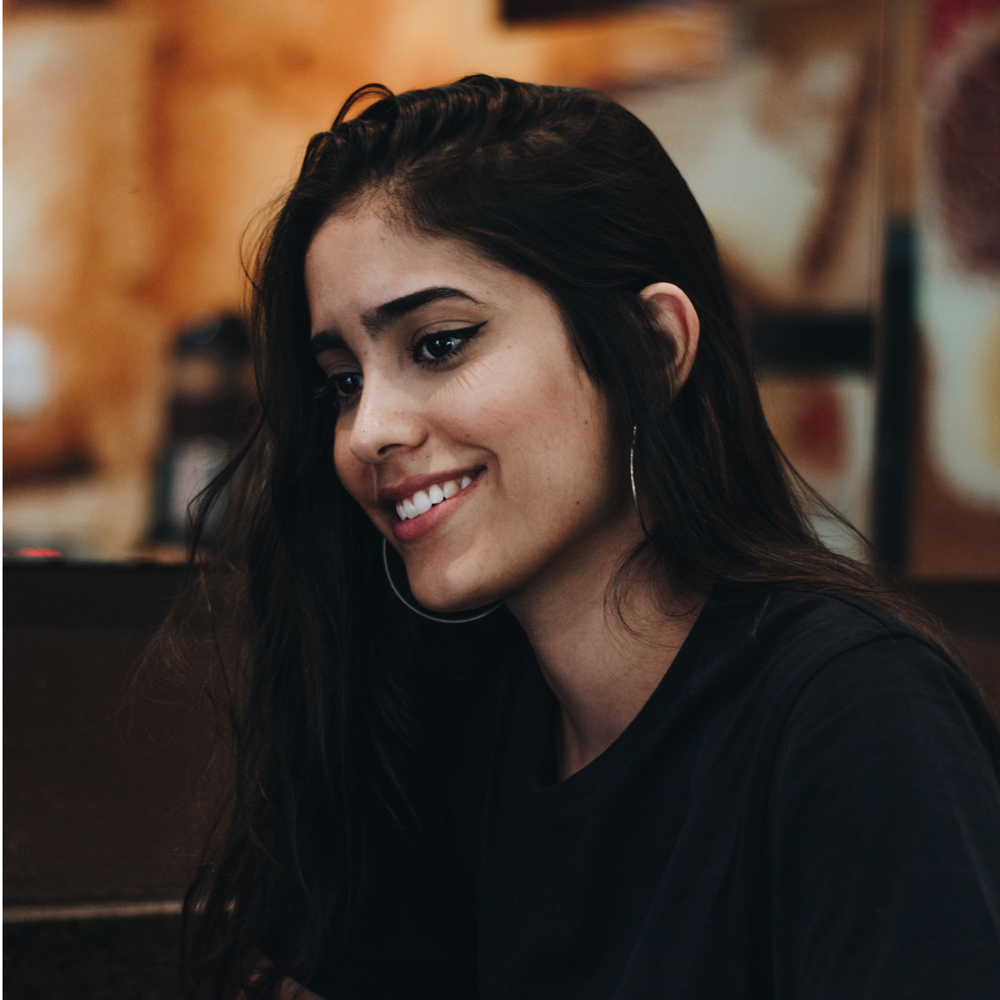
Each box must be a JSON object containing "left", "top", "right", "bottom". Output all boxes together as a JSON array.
[
  {"left": 4, "top": 0, "right": 1000, "bottom": 996},
  {"left": 4, "top": 0, "right": 1000, "bottom": 571}
]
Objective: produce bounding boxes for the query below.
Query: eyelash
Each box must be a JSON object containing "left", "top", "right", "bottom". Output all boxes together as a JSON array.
[
  {"left": 317, "top": 321, "right": 487, "bottom": 407},
  {"left": 408, "top": 321, "right": 486, "bottom": 366}
]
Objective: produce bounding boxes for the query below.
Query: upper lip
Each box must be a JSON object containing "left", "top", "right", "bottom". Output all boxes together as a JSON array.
[{"left": 375, "top": 467, "right": 482, "bottom": 506}]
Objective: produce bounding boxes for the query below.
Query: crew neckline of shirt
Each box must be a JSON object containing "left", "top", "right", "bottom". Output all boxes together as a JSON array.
[{"left": 522, "top": 585, "right": 742, "bottom": 807}]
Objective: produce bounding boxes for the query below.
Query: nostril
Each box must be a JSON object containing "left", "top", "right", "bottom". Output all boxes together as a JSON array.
[{"left": 349, "top": 393, "right": 427, "bottom": 461}]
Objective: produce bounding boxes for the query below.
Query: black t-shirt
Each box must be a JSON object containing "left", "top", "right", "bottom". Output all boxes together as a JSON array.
[{"left": 308, "top": 587, "right": 1000, "bottom": 999}]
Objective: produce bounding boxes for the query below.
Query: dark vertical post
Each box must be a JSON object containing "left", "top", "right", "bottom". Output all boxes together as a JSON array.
[{"left": 872, "top": 221, "right": 917, "bottom": 572}]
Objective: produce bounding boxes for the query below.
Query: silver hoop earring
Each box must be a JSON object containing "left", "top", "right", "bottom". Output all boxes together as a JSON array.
[
  {"left": 382, "top": 538, "right": 502, "bottom": 624},
  {"left": 630, "top": 425, "right": 655, "bottom": 543}
]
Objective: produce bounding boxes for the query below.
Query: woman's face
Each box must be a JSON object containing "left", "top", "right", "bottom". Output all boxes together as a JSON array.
[{"left": 305, "top": 204, "right": 633, "bottom": 613}]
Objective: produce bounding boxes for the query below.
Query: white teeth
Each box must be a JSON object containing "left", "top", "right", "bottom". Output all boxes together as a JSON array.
[{"left": 395, "top": 474, "right": 476, "bottom": 521}]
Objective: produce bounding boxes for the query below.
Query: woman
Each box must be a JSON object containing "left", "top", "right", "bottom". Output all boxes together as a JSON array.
[{"left": 176, "top": 76, "right": 1000, "bottom": 999}]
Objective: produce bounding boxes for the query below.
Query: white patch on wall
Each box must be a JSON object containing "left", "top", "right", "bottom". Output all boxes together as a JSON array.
[
  {"left": 3, "top": 325, "right": 53, "bottom": 418},
  {"left": 758, "top": 371, "right": 877, "bottom": 561},
  {"left": 918, "top": 226, "right": 1000, "bottom": 508},
  {"left": 166, "top": 436, "right": 229, "bottom": 534},
  {"left": 618, "top": 48, "right": 872, "bottom": 309},
  {"left": 808, "top": 374, "right": 877, "bottom": 559}
]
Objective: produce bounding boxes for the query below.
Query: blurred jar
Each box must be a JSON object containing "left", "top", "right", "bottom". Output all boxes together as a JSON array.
[{"left": 151, "top": 314, "right": 254, "bottom": 547}]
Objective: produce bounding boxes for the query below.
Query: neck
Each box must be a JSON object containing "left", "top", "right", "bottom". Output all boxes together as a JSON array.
[{"left": 505, "top": 510, "right": 704, "bottom": 781}]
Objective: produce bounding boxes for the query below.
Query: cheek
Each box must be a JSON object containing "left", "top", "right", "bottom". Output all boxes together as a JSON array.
[
  {"left": 466, "top": 328, "right": 578, "bottom": 424},
  {"left": 456, "top": 345, "right": 618, "bottom": 517}
]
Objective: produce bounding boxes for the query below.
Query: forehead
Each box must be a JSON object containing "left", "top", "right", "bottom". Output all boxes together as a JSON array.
[{"left": 304, "top": 206, "right": 507, "bottom": 324}]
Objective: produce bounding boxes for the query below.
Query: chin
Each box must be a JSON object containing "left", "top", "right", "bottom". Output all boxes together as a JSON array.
[
  {"left": 411, "top": 583, "right": 490, "bottom": 614},
  {"left": 407, "top": 562, "right": 498, "bottom": 614}
]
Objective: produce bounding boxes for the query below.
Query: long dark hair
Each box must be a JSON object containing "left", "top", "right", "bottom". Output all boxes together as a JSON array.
[{"left": 170, "top": 75, "right": 946, "bottom": 997}]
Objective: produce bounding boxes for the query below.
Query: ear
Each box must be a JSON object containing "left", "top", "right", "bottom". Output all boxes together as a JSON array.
[{"left": 639, "top": 282, "right": 700, "bottom": 393}]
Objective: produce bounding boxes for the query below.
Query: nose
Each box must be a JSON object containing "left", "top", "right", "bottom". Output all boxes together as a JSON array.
[{"left": 347, "top": 373, "right": 427, "bottom": 465}]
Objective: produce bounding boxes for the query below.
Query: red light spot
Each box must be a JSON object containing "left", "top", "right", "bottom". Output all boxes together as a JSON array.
[{"left": 15, "top": 547, "right": 63, "bottom": 558}]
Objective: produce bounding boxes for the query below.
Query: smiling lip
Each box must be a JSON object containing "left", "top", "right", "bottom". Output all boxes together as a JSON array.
[{"left": 380, "top": 467, "right": 483, "bottom": 542}]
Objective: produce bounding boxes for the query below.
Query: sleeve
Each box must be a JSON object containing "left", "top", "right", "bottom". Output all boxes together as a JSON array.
[{"left": 768, "top": 635, "right": 1000, "bottom": 1000}]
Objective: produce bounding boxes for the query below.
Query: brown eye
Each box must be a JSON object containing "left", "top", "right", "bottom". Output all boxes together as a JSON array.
[
  {"left": 418, "top": 334, "right": 462, "bottom": 361},
  {"left": 412, "top": 322, "right": 487, "bottom": 365},
  {"left": 326, "top": 371, "right": 363, "bottom": 400}
]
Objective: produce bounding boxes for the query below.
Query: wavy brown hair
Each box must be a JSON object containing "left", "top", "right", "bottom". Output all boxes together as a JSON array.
[{"left": 167, "top": 75, "right": 951, "bottom": 998}]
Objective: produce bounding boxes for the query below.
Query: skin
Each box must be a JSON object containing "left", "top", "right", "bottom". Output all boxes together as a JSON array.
[{"left": 306, "top": 201, "right": 702, "bottom": 781}]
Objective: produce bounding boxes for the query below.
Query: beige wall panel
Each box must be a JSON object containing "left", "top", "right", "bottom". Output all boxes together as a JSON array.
[
  {"left": 153, "top": 76, "right": 321, "bottom": 317},
  {"left": 4, "top": 13, "right": 166, "bottom": 482}
]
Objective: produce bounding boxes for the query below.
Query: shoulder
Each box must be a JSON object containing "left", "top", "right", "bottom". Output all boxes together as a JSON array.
[
  {"left": 757, "top": 587, "right": 979, "bottom": 710},
  {"left": 752, "top": 586, "right": 928, "bottom": 661},
  {"left": 712, "top": 585, "right": 1000, "bottom": 772},
  {"left": 748, "top": 588, "right": 1000, "bottom": 804},
  {"left": 736, "top": 587, "right": 971, "bottom": 710},
  {"left": 751, "top": 594, "right": 1000, "bottom": 997}
]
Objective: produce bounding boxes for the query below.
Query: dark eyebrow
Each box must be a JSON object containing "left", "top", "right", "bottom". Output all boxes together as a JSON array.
[
  {"left": 361, "top": 286, "right": 480, "bottom": 333},
  {"left": 310, "top": 286, "right": 480, "bottom": 354},
  {"left": 310, "top": 331, "right": 348, "bottom": 356}
]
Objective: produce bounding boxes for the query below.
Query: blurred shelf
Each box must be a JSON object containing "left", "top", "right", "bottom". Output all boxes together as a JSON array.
[{"left": 4, "top": 561, "right": 188, "bottom": 630}]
